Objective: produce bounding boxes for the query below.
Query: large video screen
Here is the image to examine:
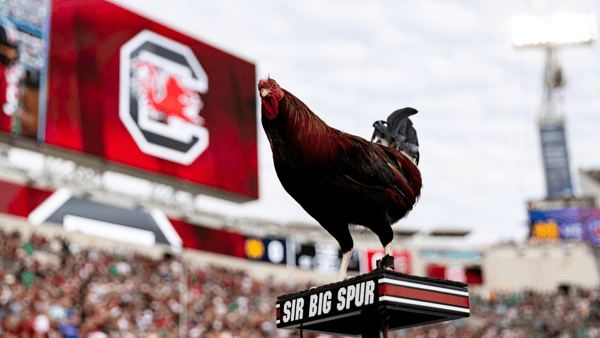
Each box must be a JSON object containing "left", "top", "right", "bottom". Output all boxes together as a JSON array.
[
  {"left": 529, "top": 207, "right": 600, "bottom": 247},
  {"left": 43, "top": 0, "right": 258, "bottom": 201},
  {"left": 1, "top": 0, "right": 259, "bottom": 202}
]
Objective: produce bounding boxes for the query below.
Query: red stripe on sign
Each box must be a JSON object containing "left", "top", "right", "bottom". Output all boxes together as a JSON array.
[
  {"left": 379, "top": 284, "right": 469, "bottom": 308},
  {"left": 276, "top": 308, "right": 280, "bottom": 318}
]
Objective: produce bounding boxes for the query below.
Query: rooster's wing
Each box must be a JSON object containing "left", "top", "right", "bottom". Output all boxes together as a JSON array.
[{"left": 330, "top": 132, "right": 419, "bottom": 209}]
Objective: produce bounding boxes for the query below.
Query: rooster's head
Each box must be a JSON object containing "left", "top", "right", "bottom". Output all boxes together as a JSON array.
[{"left": 258, "top": 77, "right": 284, "bottom": 120}]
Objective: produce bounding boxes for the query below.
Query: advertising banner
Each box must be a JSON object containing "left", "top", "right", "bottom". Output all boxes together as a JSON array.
[
  {"left": 169, "top": 218, "right": 246, "bottom": 258},
  {"left": 445, "top": 265, "right": 466, "bottom": 283},
  {"left": 0, "top": 178, "right": 53, "bottom": 217},
  {"left": 426, "top": 263, "right": 483, "bottom": 285},
  {"left": 529, "top": 207, "right": 600, "bottom": 247},
  {"left": 294, "top": 243, "right": 360, "bottom": 274},
  {"left": 45, "top": 0, "right": 258, "bottom": 201},
  {"left": 361, "top": 249, "right": 412, "bottom": 274},
  {"left": 244, "top": 237, "right": 287, "bottom": 265},
  {"left": 419, "top": 249, "right": 484, "bottom": 262}
]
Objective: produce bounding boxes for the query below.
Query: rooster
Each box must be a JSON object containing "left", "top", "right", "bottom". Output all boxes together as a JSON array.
[{"left": 259, "top": 78, "right": 422, "bottom": 282}]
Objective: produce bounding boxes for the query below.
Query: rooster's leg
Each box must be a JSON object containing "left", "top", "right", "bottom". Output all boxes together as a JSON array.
[
  {"left": 321, "top": 222, "right": 353, "bottom": 283},
  {"left": 336, "top": 248, "right": 353, "bottom": 282},
  {"left": 384, "top": 239, "right": 394, "bottom": 270},
  {"left": 370, "top": 215, "right": 394, "bottom": 270},
  {"left": 385, "top": 239, "right": 394, "bottom": 256}
]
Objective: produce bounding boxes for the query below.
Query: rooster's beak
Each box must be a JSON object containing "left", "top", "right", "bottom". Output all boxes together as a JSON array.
[{"left": 260, "top": 88, "right": 270, "bottom": 98}]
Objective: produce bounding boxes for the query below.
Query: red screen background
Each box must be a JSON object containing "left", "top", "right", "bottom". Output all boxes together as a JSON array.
[{"left": 45, "top": 0, "right": 258, "bottom": 201}]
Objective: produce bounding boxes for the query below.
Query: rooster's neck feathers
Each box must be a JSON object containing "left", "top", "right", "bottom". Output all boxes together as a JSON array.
[{"left": 269, "top": 89, "right": 339, "bottom": 162}]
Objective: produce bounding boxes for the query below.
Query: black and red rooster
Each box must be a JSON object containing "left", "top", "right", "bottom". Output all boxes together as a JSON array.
[{"left": 259, "top": 78, "right": 422, "bottom": 282}]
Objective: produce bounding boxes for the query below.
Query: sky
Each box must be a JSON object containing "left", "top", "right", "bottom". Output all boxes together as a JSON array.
[{"left": 112, "top": 0, "right": 600, "bottom": 245}]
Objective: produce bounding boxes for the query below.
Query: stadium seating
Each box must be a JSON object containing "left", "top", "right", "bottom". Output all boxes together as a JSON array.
[{"left": 1, "top": 217, "right": 599, "bottom": 338}]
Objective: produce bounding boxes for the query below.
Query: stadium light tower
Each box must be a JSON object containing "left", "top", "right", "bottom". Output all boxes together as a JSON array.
[{"left": 512, "top": 13, "right": 598, "bottom": 199}]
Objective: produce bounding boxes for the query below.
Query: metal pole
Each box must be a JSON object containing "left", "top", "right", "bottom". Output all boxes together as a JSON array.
[
  {"left": 179, "top": 256, "right": 188, "bottom": 338},
  {"left": 538, "top": 47, "right": 565, "bottom": 126},
  {"left": 361, "top": 308, "right": 381, "bottom": 338}
]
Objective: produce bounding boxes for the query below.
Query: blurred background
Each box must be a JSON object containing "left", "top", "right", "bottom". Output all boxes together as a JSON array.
[{"left": 0, "top": 0, "right": 599, "bottom": 337}]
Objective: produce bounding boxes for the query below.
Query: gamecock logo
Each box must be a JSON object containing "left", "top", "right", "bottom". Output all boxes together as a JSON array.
[{"left": 119, "top": 30, "right": 209, "bottom": 165}]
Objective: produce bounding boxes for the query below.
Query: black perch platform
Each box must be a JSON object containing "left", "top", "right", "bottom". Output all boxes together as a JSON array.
[{"left": 276, "top": 269, "right": 470, "bottom": 337}]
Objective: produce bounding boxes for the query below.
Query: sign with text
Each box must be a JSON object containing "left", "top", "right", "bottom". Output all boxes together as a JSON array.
[
  {"left": 276, "top": 279, "right": 377, "bottom": 329},
  {"left": 276, "top": 270, "right": 470, "bottom": 336}
]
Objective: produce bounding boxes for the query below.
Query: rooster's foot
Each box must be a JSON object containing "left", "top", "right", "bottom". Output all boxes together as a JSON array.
[{"left": 376, "top": 255, "right": 395, "bottom": 271}]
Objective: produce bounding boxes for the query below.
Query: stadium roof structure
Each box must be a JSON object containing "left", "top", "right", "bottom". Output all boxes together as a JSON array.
[
  {"left": 393, "top": 229, "right": 420, "bottom": 238},
  {"left": 27, "top": 188, "right": 182, "bottom": 249},
  {"left": 584, "top": 169, "right": 600, "bottom": 184},
  {"left": 427, "top": 228, "right": 471, "bottom": 238},
  {"left": 527, "top": 195, "right": 596, "bottom": 211},
  {"left": 578, "top": 169, "right": 600, "bottom": 207}
]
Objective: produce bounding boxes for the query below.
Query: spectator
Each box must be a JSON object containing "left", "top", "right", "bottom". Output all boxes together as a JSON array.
[{"left": 17, "top": 66, "right": 39, "bottom": 139}]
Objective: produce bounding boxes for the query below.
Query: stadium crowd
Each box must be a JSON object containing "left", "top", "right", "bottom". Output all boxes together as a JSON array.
[
  {"left": 0, "top": 225, "right": 600, "bottom": 338},
  {"left": 0, "top": 0, "right": 47, "bottom": 28}
]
